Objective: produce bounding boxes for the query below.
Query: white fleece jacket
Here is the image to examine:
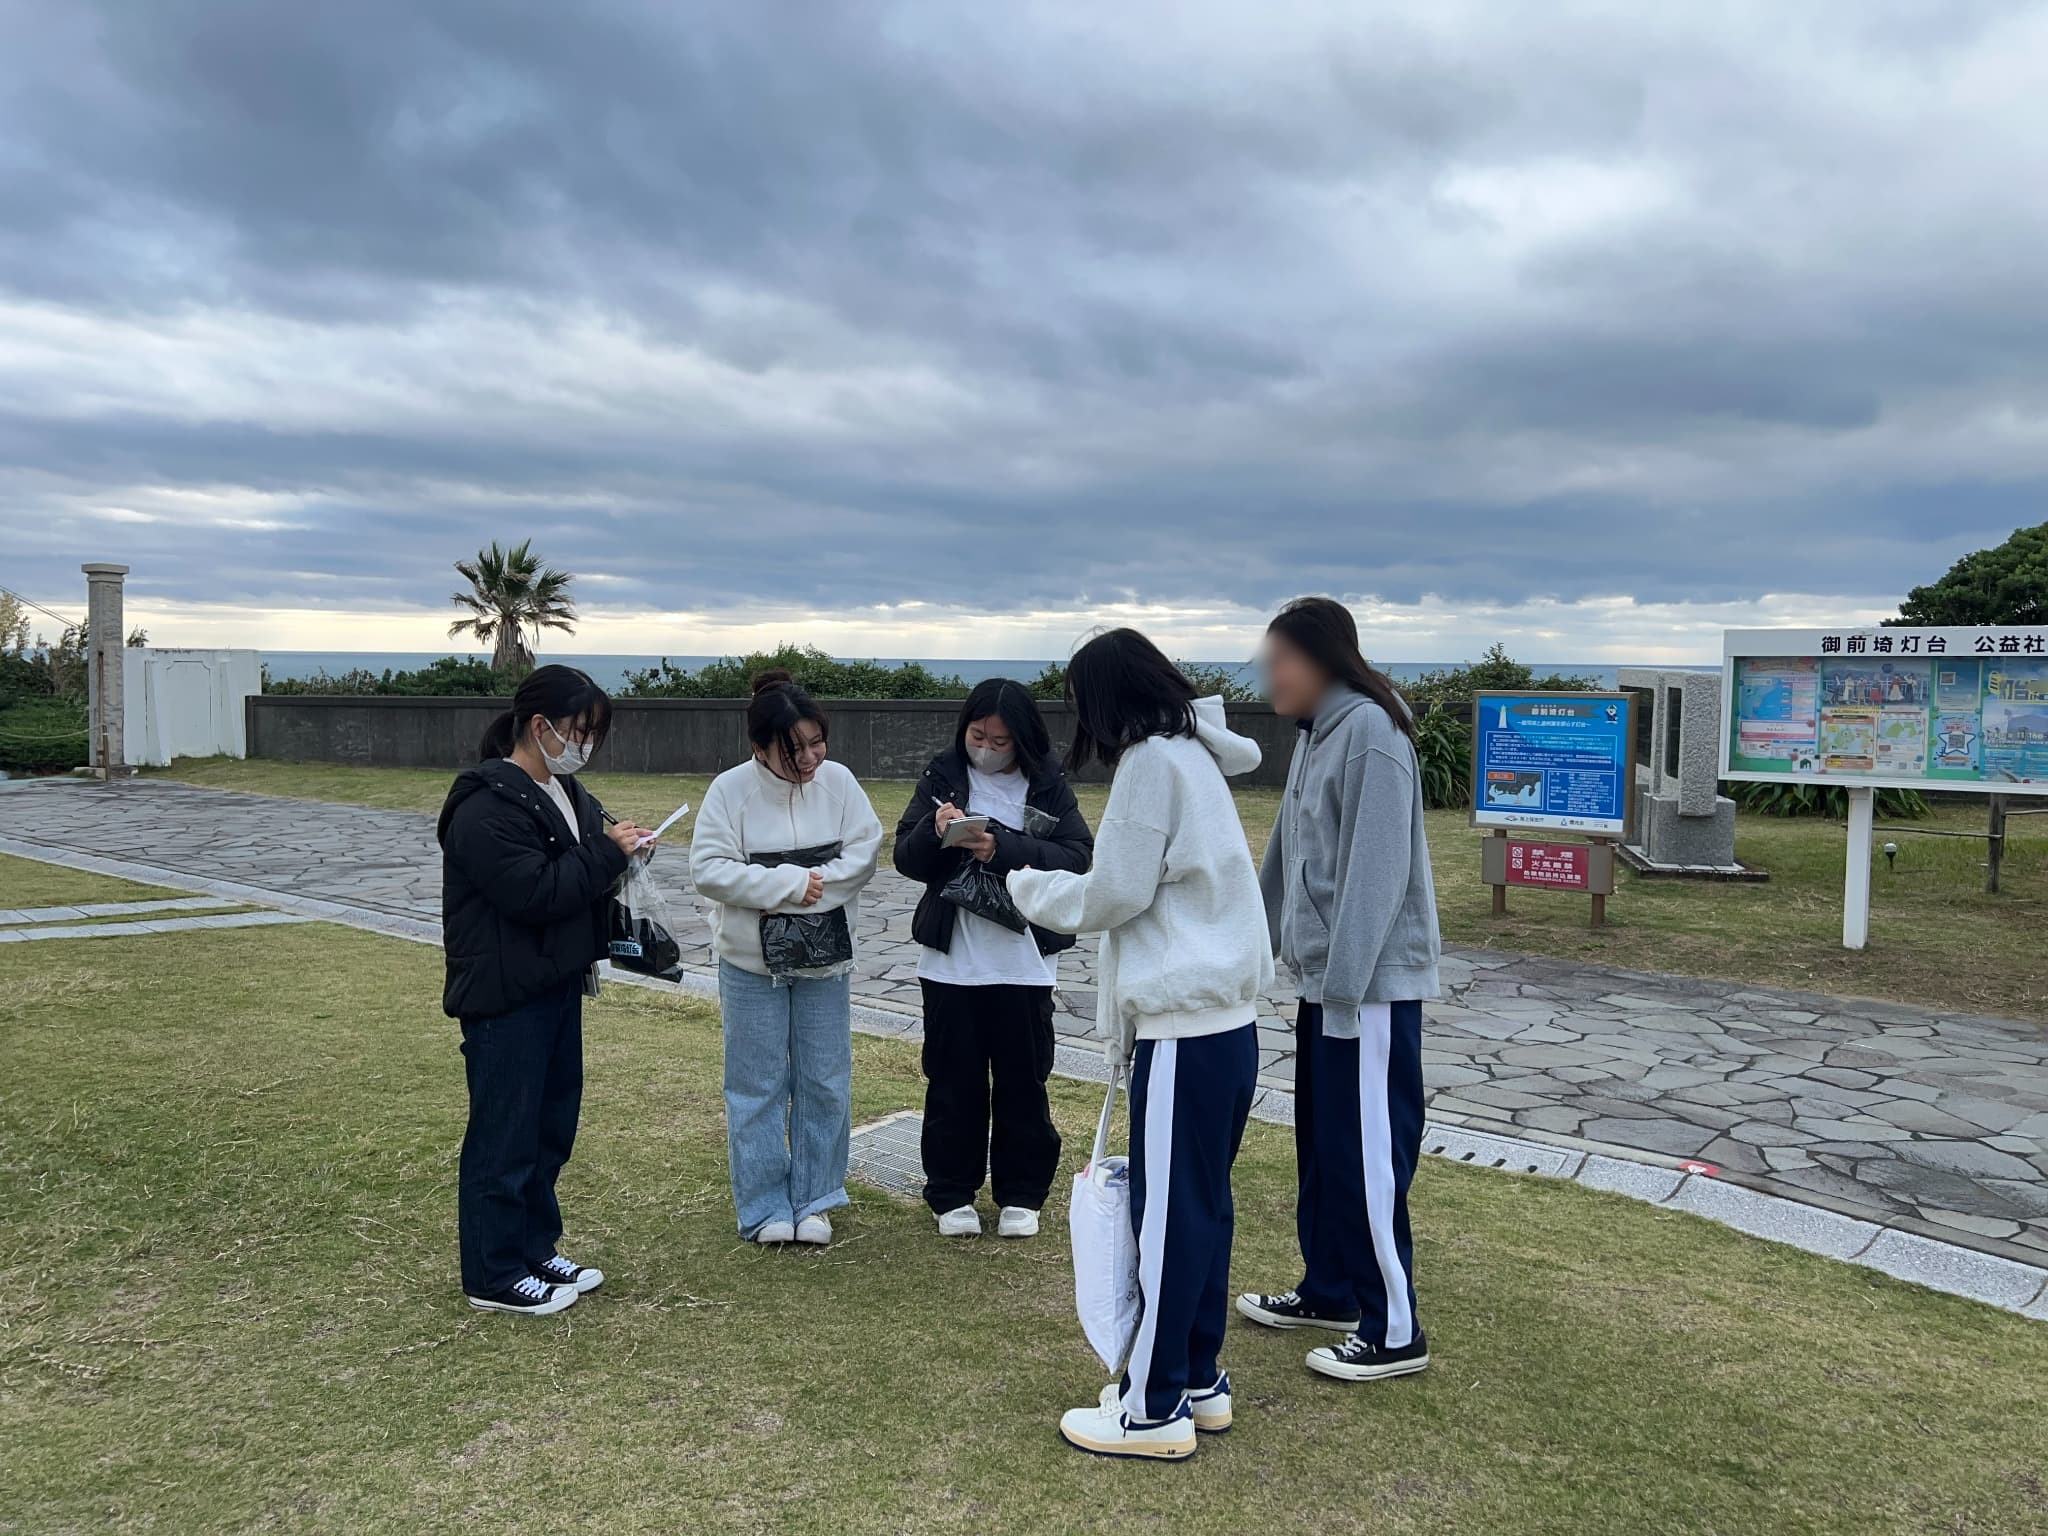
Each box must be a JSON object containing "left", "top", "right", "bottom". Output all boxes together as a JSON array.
[
  {"left": 1007, "top": 697, "right": 1274, "bottom": 1061},
  {"left": 689, "top": 757, "right": 883, "bottom": 976}
]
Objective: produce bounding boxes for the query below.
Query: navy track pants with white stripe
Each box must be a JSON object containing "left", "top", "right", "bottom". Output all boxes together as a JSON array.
[
  {"left": 1119, "top": 1023, "right": 1258, "bottom": 1425},
  {"left": 1293, "top": 999, "right": 1425, "bottom": 1349}
]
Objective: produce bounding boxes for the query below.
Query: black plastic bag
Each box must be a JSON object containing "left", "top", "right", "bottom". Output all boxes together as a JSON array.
[
  {"left": 750, "top": 841, "right": 856, "bottom": 981},
  {"left": 941, "top": 861, "right": 1029, "bottom": 933},
  {"left": 608, "top": 859, "right": 684, "bottom": 980}
]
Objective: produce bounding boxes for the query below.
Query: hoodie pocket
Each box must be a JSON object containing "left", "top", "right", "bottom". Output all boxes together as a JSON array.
[{"left": 1291, "top": 858, "right": 1333, "bottom": 969}]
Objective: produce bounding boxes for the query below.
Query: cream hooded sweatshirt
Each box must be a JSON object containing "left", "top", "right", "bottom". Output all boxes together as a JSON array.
[{"left": 1007, "top": 697, "right": 1273, "bottom": 1061}]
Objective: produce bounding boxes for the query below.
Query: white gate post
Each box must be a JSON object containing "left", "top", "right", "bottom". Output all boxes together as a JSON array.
[{"left": 1842, "top": 785, "right": 1874, "bottom": 950}]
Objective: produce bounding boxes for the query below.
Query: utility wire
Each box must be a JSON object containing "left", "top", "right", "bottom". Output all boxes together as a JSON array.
[{"left": 0, "top": 584, "right": 83, "bottom": 633}]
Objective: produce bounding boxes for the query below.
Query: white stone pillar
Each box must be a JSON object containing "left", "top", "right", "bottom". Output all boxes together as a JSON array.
[{"left": 81, "top": 562, "right": 131, "bottom": 776}]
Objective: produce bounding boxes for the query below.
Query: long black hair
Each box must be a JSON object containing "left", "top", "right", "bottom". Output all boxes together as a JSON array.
[
  {"left": 1064, "top": 628, "right": 1198, "bottom": 772},
  {"left": 1266, "top": 596, "right": 1415, "bottom": 740},
  {"left": 747, "top": 667, "right": 830, "bottom": 779},
  {"left": 479, "top": 664, "right": 614, "bottom": 761},
  {"left": 953, "top": 677, "right": 1053, "bottom": 776}
]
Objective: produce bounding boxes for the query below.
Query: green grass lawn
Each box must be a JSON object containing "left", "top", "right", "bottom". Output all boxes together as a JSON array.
[
  {"left": 4, "top": 857, "right": 2046, "bottom": 1535},
  {"left": 0, "top": 850, "right": 190, "bottom": 909},
  {"left": 149, "top": 757, "right": 2045, "bottom": 1022}
]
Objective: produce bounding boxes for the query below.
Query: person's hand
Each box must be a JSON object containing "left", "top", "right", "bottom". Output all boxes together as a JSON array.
[
  {"left": 801, "top": 869, "right": 826, "bottom": 906},
  {"left": 964, "top": 829, "right": 997, "bottom": 863},
  {"left": 933, "top": 801, "right": 963, "bottom": 833},
  {"left": 606, "top": 822, "right": 648, "bottom": 856}
]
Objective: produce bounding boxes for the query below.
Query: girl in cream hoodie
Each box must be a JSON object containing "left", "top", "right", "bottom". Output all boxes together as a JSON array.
[
  {"left": 1008, "top": 629, "right": 1273, "bottom": 1462},
  {"left": 690, "top": 670, "right": 881, "bottom": 1247}
]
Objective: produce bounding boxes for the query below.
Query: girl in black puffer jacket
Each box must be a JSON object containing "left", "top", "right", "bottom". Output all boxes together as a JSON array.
[{"left": 437, "top": 666, "right": 650, "bottom": 1317}]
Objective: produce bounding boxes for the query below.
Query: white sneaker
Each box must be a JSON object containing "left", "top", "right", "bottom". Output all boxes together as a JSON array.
[
  {"left": 1059, "top": 1383, "right": 1197, "bottom": 1461},
  {"left": 1187, "top": 1372, "right": 1232, "bottom": 1433},
  {"left": 936, "top": 1205, "right": 982, "bottom": 1237},
  {"left": 795, "top": 1214, "right": 833, "bottom": 1246},
  {"left": 754, "top": 1220, "right": 796, "bottom": 1245},
  {"left": 996, "top": 1206, "right": 1040, "bottom": 1239}
]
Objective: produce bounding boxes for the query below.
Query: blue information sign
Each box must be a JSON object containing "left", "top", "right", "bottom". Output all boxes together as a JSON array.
[{"left": 1471, "top": 692, "right": 1633, "bottom": 836}]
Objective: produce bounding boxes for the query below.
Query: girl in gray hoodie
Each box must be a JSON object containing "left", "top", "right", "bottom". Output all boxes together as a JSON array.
[{"left": 1238, "top": 597, "right": 1441, "bottom": 1384}]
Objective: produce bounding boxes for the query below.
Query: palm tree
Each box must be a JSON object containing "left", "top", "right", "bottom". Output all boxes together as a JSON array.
[{"left": 448, "top": 539, "right": 578, "bottom": 674}]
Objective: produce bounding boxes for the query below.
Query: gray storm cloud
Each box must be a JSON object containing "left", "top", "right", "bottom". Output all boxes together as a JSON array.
[{"left": 1, "top": 0, "right": 2043, "bottom": 623}]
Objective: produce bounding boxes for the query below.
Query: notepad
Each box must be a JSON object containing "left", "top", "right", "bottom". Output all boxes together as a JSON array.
[{"left": 939, "top": 814, "right": 991, "bottom": 848}]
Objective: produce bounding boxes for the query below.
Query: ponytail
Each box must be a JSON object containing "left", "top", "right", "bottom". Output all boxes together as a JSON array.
[{"left": 480, "top": 710, "right": 518, "bottom": 760}]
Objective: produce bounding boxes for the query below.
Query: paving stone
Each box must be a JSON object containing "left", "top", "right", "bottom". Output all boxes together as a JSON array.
[
  {"left": 1895, "top": 1140, "right": 2040, "bottom": 1182},
  {"left": 1581, "top": 1118, "right": 1715, "bottom": 1157},
  {"left": 1918, "top": 1209, "right": 2024, "bottom": 1242}
]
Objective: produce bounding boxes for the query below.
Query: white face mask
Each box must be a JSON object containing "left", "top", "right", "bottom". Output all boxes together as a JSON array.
[
  {"left": 966, "top": 742, "right": 1016, "bottom": 774},
  {"left": 539, "top": 721, "right": 592, "bottom": 775}
]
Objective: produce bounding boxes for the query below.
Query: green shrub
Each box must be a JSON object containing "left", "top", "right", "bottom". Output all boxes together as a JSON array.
[
  {"left": 1723, "top": 781, "right": 1929, "bottom": 819},
  {"left": 620, "top": 645, "right": 972, "bottom": 700},
  {"left": 1414, "top": 709, "right": 1471, "bottom": 810},
  {"left": 0, "top": 696, "right": 90, "bottom": 773},
  {"left": 1398, "top": 642, "right": 1603, "bottom": 715},
  {"left": 264, "top": 656, "right": 519, "bottom": 697}
]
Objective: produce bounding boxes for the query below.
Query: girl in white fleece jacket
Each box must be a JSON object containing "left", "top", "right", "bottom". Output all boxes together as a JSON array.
[
  {"left": 690, "top": 671, "right": 881, "bottom": 1247},
  {"left": 1008, "top": 629, "right": 1273, "bottom": 1463}
]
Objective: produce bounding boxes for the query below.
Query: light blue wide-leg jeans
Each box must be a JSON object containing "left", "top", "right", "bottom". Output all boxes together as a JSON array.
[{"left": 718, "top": 959, "right": 854, "bottom": 1238}]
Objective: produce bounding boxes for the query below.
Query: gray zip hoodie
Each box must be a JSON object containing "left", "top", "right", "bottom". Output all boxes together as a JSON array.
[{"left": 1260, "top": 685, "right": 1441, "bottom": 1035}]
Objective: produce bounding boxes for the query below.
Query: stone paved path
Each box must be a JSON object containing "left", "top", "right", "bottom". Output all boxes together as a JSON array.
[{"left": 3, "top": 777, "right": 2044, "bottom": 1266}]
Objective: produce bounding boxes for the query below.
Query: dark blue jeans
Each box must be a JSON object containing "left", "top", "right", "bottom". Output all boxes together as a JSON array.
[{"left": 458, "top": 978, "right": 584, "bottom": 1296}]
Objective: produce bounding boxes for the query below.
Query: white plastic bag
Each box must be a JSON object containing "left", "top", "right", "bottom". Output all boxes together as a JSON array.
[{"left": 1069, "top": 1064, "right": 1141, "bottom": 1373}]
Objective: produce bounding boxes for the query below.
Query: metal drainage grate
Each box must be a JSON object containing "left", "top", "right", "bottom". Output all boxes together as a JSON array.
[
  {"left": 1423, "top": 1125, "right": 1580, "bottom": 1178},
  {"left": 848, "top": 1110, "right": 926, "bottom": 1199}
]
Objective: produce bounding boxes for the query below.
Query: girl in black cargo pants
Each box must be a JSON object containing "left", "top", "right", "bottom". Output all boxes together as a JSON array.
[{"left": 893, "top": 681, "right": 1093, "bottom": 1237}]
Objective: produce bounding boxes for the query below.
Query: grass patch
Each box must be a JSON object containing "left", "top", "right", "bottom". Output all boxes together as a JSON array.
[
  {"left": 0, "top": 851, "right": 191, "bottom": 909},
  {"left": 152, "top": 759, "right": 2043, "bottom": 1021},
  {"left": 4, "top": 904, "right": 2046, "bottom": 1534}
]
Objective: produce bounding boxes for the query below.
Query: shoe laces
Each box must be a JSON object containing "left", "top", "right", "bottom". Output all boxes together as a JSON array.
[
  {"left": 1335, "top": 1333, "right": 1377, "bottom": 1360},
  {"left": 512, "top": 1275, "right": 551, "bottom": 1302},
  {"left": 1270, "top": 1289, "right": 1302, "bottom": 1307},
  {"left": 539, "top": 1255, "right": 575, "bottom": 1279}
]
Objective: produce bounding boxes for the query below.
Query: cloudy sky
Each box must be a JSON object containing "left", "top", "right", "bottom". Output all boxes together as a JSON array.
[{"left": 3, "top": 1, "right": 2044, "bottom": 664}]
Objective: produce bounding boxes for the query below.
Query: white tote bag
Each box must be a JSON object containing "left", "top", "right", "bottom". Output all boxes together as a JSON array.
[{"left": 1069, "top": 1064, "right": 1141, "bottom": 1373}]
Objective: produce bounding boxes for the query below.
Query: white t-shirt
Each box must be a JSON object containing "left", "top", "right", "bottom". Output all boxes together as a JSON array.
[
  {"left": 917, "top": 764, "right": 1059, "bottom": 990},
  {"left": 537, "top": 773, "right": 579, "bottom": 839}
]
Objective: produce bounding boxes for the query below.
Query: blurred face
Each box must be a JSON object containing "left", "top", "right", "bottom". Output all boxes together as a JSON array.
[
  {"left": 762, "top": 719, "right": 828, "bottom": 784},
  {"left": 1261, "top": 630, "right": 1330, "bottom": 720}
]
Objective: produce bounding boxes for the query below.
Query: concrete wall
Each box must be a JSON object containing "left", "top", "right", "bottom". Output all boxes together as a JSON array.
[
  {"left": 124, "top": 648, "right": 263, "bottom": 767},
  {"left": 246, "top": 695, "right": 1304, "bottom": 786}
]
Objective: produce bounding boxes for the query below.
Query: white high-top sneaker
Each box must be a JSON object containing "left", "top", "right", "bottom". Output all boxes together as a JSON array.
[
  {"left": 996, "top": 1206, "right": 1039, "bottom": 1239},
  {"left": 1058, "top": 1384, "right": 1197, "bottom": 1460},
  {"left": 794, "top": 1214, "right": 833, "bottom": 1246},
  {"left": 936, "top": 1205, "right": 982, "bottom": 1237}
]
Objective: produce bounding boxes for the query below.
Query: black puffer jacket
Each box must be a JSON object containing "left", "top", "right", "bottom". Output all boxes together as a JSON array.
[
  {"left": 437, "top": 759, "right": 628, "bottom": 1021},
  {"left": 893, "top": 747, "right": 1094, "bottom": 957}
]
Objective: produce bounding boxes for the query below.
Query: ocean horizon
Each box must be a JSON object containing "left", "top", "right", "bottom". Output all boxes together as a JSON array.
[{"left": 259, "top": 651, "right": 1711, "bottom": 692}]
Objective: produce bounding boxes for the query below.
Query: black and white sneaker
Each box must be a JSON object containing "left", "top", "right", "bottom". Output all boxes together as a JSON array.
[
  {"left": 535, "top": 1254, "right": 605, "bottom": 1294},
  {"left": 467, "top": 1274, "right": 578, "bottom": 1316},
  {"left": 1235, "top": 1289, "right": 1360, "bottom": 1333},
  {"left": 1307, "top": 1330, "right": 1430, "bottom": 1382}
]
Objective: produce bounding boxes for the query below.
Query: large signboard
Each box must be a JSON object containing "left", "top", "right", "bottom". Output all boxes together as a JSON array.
[
  {"left": 1721, "top": 627, "right": 2048, "bottom": 795},
  {"left": 1470, "top": 691, "right": 1634, "bottom": 836}
]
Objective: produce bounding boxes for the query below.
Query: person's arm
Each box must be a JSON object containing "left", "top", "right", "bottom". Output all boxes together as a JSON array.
[
  {"left": 1258, "top": 796, "right": 1286, "bottom": 955},
  {"left": 813, "top": 777, "right": 883, "bottom": 908},
  {"left": 985, "top": 777, "right": 1093, "bottom": 877},
  {"left": 689, "top": 779, "right": 810, "bottom": 909},
  {"left": 1318, "top": 735, "right": 1418, "bottom": 1025},
  {"left": 1006, "top": 755, "right": 1168, "bottom": 935},
  {"left": 454, "top": 796, "right": 629, "bottom": 926},
  {"left": 892, "top": 764, "right": 958, "bottom": 883}
]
